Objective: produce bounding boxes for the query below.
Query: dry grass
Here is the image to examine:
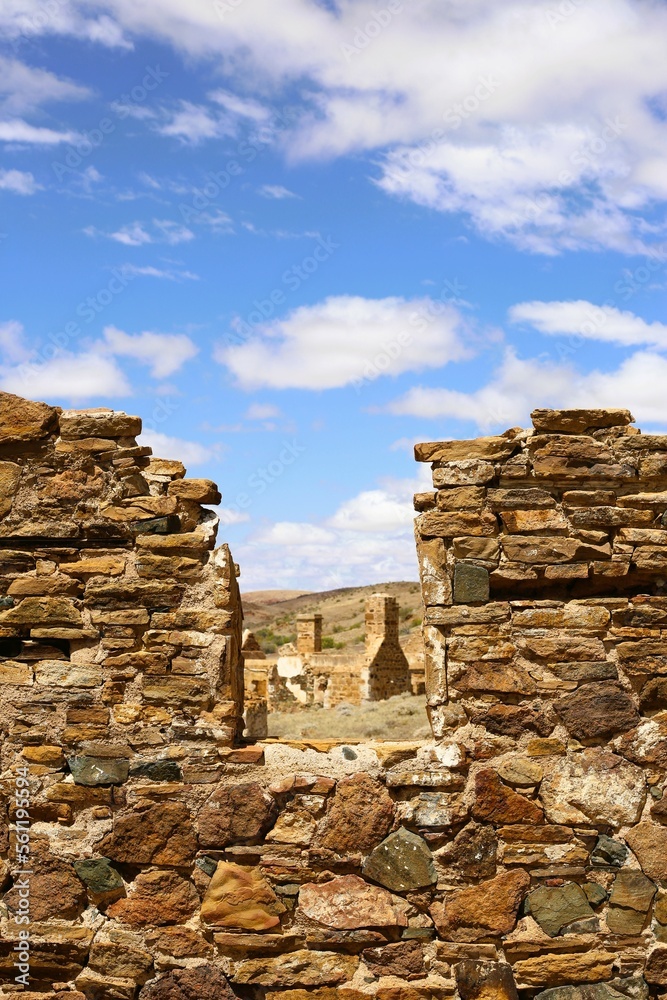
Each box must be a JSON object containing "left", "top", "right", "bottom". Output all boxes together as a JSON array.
[{"left": 267, "top": 692, "right": 431, "bottom": 741}]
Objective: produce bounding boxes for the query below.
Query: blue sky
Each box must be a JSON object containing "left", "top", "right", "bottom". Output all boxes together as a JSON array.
[{"left": 2, "top": 0, "right": 667, "bottom": 589}]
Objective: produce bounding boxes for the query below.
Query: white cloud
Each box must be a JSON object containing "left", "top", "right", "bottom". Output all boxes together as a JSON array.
[
  {"left": 139, "top": 429, "right": 214, "bottom": 466},
  {"left": 0, "top": 352, "right": 131, "bottom": 401},
  {"left": 387, "top": 347, "right": 667, "bottom": 430},
  {"left": 258, "top": 184, "right": 298, "bottom": 199},
  {"left": 510, "top": 300, "right": 667, "bottom": 349},
  {"left": 157, "top": 100, "right": 231, "bottom": 144},
  {"left": 0, "top": 169, "right": 39, "bottom": 194},
  {"left": 87, "top": 219, "right": 195, "bottom": 246},
  {"left": 0, "top": 120, "right": 77, "bottom": 144},
  {"left": 0, "top": 5, "right": 130, "bottom": 48},
  {"left": 209, "top": 90, "right": 269, "bottom": 123},
  {"left": 0, "top": 57, "right": 89, "bottom": 115},
  {"left": 27, "top": 0, "right": 667, "bottom": 253},
  {"left": 234, "top": 473, "right": 428, "bottom": 590},
  {"left": 103, "top": 326, "right": 199, "bottom": 378},
  {"left": 118, "top": 263, "right": 199, "bottom": 281},
  {"left": 245, "top": 403, "right": 282, "bottom": 420},
  {"left": 0, "top": 321, "right": 30, "bottom": 363},
  {"left": 217, "top": 294, "right": 471, "bottom": 390}
]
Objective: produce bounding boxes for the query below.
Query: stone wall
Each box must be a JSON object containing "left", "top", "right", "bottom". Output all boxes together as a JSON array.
[
  {"left": 4, "top": 397, "right": 667, "bottom": 1000},
  {"left": 412, "top": 407, "right": 667, "bottom": 996}
]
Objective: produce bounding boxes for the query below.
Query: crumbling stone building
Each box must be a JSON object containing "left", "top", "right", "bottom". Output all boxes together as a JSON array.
[
  {"left": 2, "top": 396, "right": 667, "bottom": 1000},
  {"left": 268, "top": 594, "right": 413, "bottom": 709}
]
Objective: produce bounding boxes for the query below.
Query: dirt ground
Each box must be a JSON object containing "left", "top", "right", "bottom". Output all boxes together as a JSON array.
[{"left": 267, "top": 692, "right": 431, "bottom": 741}]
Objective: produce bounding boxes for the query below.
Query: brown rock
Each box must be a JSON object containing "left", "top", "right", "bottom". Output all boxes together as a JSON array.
[
  {"left": 168, "top": 478, "right": 221, "bottom": 503},
  {"left": 512, "top": 951, "right": 615, "bottom": 986},
  {"left": 0, "top": 461, "right": 21, "bottom": 499},
  {"left": 139, "top": 965, "right": 236, "bottom": 1000},
  {"left": 201, "top": 861, "right": 284, "bottom": 930},
  {"left": 435, "top": 822, "right": 498, "bottom": 879},
  {"left": 362, "top": 940, "right": 423, "bottom": 978},
  {"left": 0, "top": 596, "right": 82, "bottom": 626},
  {"left": 3, "top": 855, "right": 86, "bottom": 921},
  {"left": 87, "top": 941, "right": 154, "bottom": 982},
  {"left": 487, "top": 488, "right": 557, "bottom": 510},
  {"left": 0, "top": 391, "right": 59, "bottom": 443},
  {"left": 197, "top": 782, "right": 277, "bottom": 847},
  {"left": 501, "top": 535, "right": 610, "bottom": 564},
  {"left": 472, "top": 769, "right": 544, "bottom": 825},
  {"left": 554, "top": 682, "right": 640, "bottom": 740},
  {"left": 500, "top": 509, "right": 568, "bottom": 533},
  {"left": 144, "top": 926, "right": 212, "bottom": 958},
  {"left": 645, "top": 947, "right": 667, "bottom": 985},
  {"left": 107, "top": 870, "right": 198, "bottom": 926},
  {"left": 455, "top": 960, "right": 519, "bottom": 1000},
  {"left": 430, "top": 870, "right": 529, "bottom": 939},
  {"left": 455, "top": 661, "right": 537, "bottom": 696},
  {"left": 101, "top": 802, "right": 196, "bottom": 865},
  {"left": 299, "top": 875, "right": 408, "bottom": 929},
  {"left": 315, "top": 773, "right": 394, "bottom": 854},
  {"left": 417, "top": 510, "right": 498, "bottom": 538},
  {"left": 472, "top": 704, "right": 552, "bottom": 739},
  {"left": 530, "top": 408, "right": 633, "bottom": 433},
  {"left": 415, "top": 437, "right": 519, "bottom": 463},
  {"left": 232, "top": 950, "right": 359, "bottom": 987},
  {"left": 59, "top": 407, "right": 142, "bottom": 439},
  {"left": 624, "top": 823, "right": 667, "bottom": 880}
]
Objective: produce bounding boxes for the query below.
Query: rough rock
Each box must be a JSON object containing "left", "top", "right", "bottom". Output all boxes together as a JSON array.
[
  {"left": 101, "top": 802, "right": 196, "bottom": 865},
  {"left": 107, "top": 870, "right": 199, "bottom": 926},
  {"left": 472, "top": 769, "right": 544, "bottom": 824},
  {"left": 362, "top": 828, "right": 437, "bottom": 892},
  {"left": 315, "top": 773, "right": 394, "bottom": 854},
  {"left": 430, "top": 870, "right": 529, "bottom": 939},
  {"left": 362, "top": 941, "right": 424, "bottom": 978},
  {"left": 554, "top": 683, "right": 640, "bottom": 741},
  {"left": 298, "top": 875, "right": 408, "bottom": 929},
  {"left": 527, "top": 883, "right": 594, "bottom": 937},
  {"left": 539, "top": 750, "right": 646, "bottom": 828},
  {"left": 455, "top": 960, "right": 519, "bottom": 1000},
  {"left": 623, "top": 823, "right": 667, "bottom": 880},
  {"left": 197, "top": 781, "right": 277, "bottom": 847},
  {"left": 0, "top": 390, "right": 59, "bottom": 442},
  {"left": 512, "top": 951, "right": 616, "bottom": 987},
  {"left": 139, "top": 965, "right": 236, "bottom": 1000},
  {"left": 232, "top": 950, "right": 359, "bottom": 986}
]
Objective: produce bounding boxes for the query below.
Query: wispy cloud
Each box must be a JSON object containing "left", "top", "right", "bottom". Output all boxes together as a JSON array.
[{"left": 0, "top": 169, "right": 39, "bottom": 194}]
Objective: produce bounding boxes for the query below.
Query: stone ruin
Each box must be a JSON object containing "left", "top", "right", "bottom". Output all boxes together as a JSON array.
[
  {"left": 244, "top": 594, "right": 413, "bottom": 719},
  {"left": 1, "top": 395, "right": 667, "bottom": 1000}
]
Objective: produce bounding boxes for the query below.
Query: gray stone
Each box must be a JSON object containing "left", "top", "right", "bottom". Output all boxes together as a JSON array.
[
  {"left": 68, "top": 756, "right": 130, "bottom": 786},
  {"left": 130, "top": 760, "right": 182, "bottom": 782},
  {"left": 535, "top": 983, "right": 640, "bottom": 1000},
  {"left": 528, "top": 882, "right": 594, "bottom": 937},
  {"left": 454, "top": 563, "right": 490, "bottom": 604},
  {"left": 362, "top": 827, "right": 437, "bottom": 892},
  {"left": 584, "top": 882, "right": 608, "bottom": 906},
  {"left": 73, "top": 857, "right": 124, "bottom": 896},
  {"left": 591, "top": 834, "right": 628, "bottom": 867},
  {"left": 131, "top": 515, "right": 181, "bottom": 535}
]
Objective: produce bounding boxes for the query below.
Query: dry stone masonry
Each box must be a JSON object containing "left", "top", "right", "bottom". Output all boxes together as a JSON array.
[
  {"left": 412, "top": 407, "right": 667, "bottom": 996},
  {"left": 3, "top": 397, "right": 667, "bottom": 1000}
]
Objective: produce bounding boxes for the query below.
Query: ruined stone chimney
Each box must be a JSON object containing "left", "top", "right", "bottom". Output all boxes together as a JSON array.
[
  {"left": 364, "top": 593, "right": 399, "bottom": 649},
  {"left": 296, "top": 613, "right": 322, "bottom": 653}
]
